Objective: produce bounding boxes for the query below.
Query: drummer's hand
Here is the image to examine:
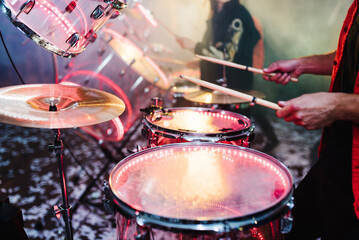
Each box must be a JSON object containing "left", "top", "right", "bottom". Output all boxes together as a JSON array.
[
  {"left": 263, "top": 59, "right": 303, "bottom": 85},
  {"left": 175, "top": 36, "right": 196, "bottom": 51},
  {"left": 185, "top": 59, "right": 200, "bottom": 69},
  {"left": 276, "top": 92, "right": 337, "bottom": 130}
]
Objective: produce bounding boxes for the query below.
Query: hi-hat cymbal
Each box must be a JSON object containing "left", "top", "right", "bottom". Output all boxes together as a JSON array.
[
  {"left": 184, "top": 90, "right": 265, "bottom": 104},
  {"left": 0, "top": 84, "right": 125, "bottom": 129}
]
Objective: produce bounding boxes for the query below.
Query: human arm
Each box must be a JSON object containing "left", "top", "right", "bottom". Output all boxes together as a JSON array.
[
  {"left": 263, "top": 51, "right": 336, "bottom": 85},
  {"left": 276, "top": 92, "right": 359, "bottom": 130},
  {"left": 175, "top": 36, "right": 197, "bottom": 51}
]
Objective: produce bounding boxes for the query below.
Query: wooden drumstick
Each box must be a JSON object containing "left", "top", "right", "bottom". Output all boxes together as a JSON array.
[
  {"left": 179, "top": 75, "right": 281, "bottom": 110},
  {"left": 196, "top": 54, "right": 299, "bottom": 82}
]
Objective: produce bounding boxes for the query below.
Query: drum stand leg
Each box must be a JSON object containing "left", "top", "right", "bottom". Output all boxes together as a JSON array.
[{"left": 48, "top": 129, "right": 73, "bottom": 240}]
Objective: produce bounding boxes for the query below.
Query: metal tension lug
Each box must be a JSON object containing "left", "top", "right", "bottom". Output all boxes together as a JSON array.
[
  {"left": 104, "top": 0, "right": 128, "bottom": 10},
  {"left": 280, "top": 197, "right": 295, "bottom": 234},
  {"left": 13, "top": 0, "right": 35, "bottom": 22},
  {"left": 91, "top": 5, "right": 105, "bottom": 20},
  {"left": 65, "top": 32, "right": 80, "bottom": 48},
  {"left": 85, "top": 30, "right": 97, "bottom": 44},
  {"left": 102, "top": 181, "right": 115, "bottom": 215}
]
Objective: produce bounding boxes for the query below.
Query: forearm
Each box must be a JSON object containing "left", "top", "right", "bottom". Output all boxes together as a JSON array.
[
  {"left": 296, "top": 51, "right": 336, "bottom": 76},
  {"left": 333, "top": 93, "right": 359, "bottom": 124}
]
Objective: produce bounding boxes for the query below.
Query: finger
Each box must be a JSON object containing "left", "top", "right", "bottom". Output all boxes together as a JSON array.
[
  {"left": 276, "top": 104, "right": 293, "bottom": 119},
  {"left": 277, "top": 73, "right": 289, "bottom": 84},
  {"left": 282, "top": 74, "right": 292, "bottom": 85},
  {"left": 273, "top": 73, "right": 282, "bottom": 82},
  {"left": 278, "top": 101, "right": 287, "bottom": 107},
  {"left": 263, "top": 62, "right": 281, "bottom": 73}
]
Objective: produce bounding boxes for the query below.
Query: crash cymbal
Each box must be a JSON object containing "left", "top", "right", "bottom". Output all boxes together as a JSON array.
[
  {"left": 184, "top": 90, "right": 265, "bottom": 104},
  {"left": 102, "top": 28, "right": 170, "bottom": 90},
  {"left": 0, "top": 84, "right": 125, "bottom": 129}
]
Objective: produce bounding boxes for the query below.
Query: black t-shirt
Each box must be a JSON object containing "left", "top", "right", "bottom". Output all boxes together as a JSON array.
[
  {"left": 195, "top": 0, "right": 260, "bottom": 91},
  {"left": 321, "top": 10, "right": 359, "bottom": 189}
]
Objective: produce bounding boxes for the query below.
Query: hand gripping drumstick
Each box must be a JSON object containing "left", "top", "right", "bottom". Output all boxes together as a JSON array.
[
  {"left": 196, "top": 54, "right": 299, "bottom": 83},
  {"left": 180, "top": 75, "right": 281, "bottom": 110}
]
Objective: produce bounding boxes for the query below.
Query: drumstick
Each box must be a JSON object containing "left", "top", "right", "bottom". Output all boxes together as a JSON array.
[
  {"left": 196, "top": 54, "right": 299, "bottom": 82},
  {"left": 149, "top": 55, "right": 186, "bottom": 65},
  {"left": 179, "top": 75, "right": 281, "bottom": 110}
]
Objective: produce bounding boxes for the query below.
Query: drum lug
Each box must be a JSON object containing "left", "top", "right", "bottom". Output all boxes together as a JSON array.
[
  {"left": 12, "top": 0, "right": 35, "bottom": 23},
  {"left": 280, "top": 197, "right": 294, "bottom": 234},
  {"left": 91, "top": 5, "right": 105, "bottom": 20},
  {"left": 151, "top": 97, "right": 163, "bottom": 108},
  {"left": 104, "top": 0, "right": 127, "bottom": 11},
  {"left": 102, "top": 181, "right": 115, "bottom": 215},
  {"left": 110, "top": 11, "right": 121, "bottom": 19},
  {"left": 134, "top": 226, "right": 150, "bottom": 240},
  {"left": 85, "top": 30, "right": 98, "bottom": 44},
  {"left": 127, "top": 144, "right": 146, "bottom": 154},
  {"left": 65, "top": 1, "right": 77, "bottom": 14},
  {"left": 65, "top": 32, "right": 80, "bottom": 48}
]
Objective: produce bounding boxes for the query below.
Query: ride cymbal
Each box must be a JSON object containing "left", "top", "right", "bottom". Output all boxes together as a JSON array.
[
  {"left": 184, "top": 90, "right": 265, "bottom": 104},
  {"left": 0, "top": 84, "right": 125, "bottom": 129}
]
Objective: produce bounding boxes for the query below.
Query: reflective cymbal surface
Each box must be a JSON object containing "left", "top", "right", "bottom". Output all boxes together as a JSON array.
[
  {"left": 103, "top": 28, "right": 170, "bottom": 90},
  {"left": 0, "top": 84, "right": 126, "bottom": 129},
  {"left": 184, "top": 90, "right": 265, "bottom": 104}
]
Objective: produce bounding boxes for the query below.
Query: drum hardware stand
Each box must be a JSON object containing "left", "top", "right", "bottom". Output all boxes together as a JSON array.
[
  {"left": 48, "top": 128, "right": 73, "bottom": 240},
  {"left": 46, "top": 101, "right": 73, "bottom": 240},
  {"left": 216, "top": 48, "right": 228, "bottom": 88},
  {"left": 34, "top": 130, "right": 123, "bottom": 232}
]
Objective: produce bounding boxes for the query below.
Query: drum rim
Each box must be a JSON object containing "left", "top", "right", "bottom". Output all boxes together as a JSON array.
[
  {"left": 0, "top": 0, "right": 82, "bottom": 57},
  {"left": 143, "top": 107, "right": 254, "bottom": 141},
  {"left": 109, "top": 142, "right": 294, "bottom": 232}
]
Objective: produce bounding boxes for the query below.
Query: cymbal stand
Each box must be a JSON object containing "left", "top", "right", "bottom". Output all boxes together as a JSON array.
[
  {"left": 217, "top": 48, "right": 228, "bottom": 87},
  {"left": 47, "top": 101, "right": 73, "bottom": 240},
  {"left": 48, "top": 128, "right": 73, "bottom": 240}
]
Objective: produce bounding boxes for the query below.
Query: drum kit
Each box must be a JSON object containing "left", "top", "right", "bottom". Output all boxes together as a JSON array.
[{"left": 0, "top": 0, "right": 294, "bottom": 239}]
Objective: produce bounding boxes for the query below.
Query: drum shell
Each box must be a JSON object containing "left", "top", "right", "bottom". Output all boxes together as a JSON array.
[
  {"left": 0, "top": 0, "right": 124, "bottom": 57},
  {"left": 115, "top": 212, "right": 286, "bottom": 240},
  {"left": 106, "top": 143, "right": 294, "bottom": 240}
]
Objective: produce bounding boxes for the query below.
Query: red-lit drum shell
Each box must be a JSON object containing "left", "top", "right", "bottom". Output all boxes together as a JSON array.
[
  {"left": 108, "top": 142, "right": 293, "bottom": 239},
  {"left": 0, "top": 0, "right": 125, "bottom": 57},
  {"left": 142, "top": 107, "right": 254, "bottom": 147}
]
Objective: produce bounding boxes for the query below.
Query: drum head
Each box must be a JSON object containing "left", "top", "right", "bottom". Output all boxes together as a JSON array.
[
  {"left": 145, "top": 107, "right": 252, "bottom": 136},
  {"left": 109, "top": 143, "right": 293, "bottom": 224}
]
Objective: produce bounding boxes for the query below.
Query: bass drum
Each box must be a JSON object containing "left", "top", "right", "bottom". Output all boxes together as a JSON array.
[
  {"left": 59, "top": 28, "right": 169, "bottom": 142},
  {"left": 105, "top": 142, "right": 294, "bottom": 240}
]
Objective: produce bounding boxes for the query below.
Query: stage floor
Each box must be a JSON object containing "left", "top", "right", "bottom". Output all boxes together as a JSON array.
[{"left": 0, "top": 113, "right": 321, "bottom": 239}]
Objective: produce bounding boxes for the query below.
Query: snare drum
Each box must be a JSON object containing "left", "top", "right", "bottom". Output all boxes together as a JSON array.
[
  {"left": 105, "top": 142, "right": 294, "bottom": 240},
  {"left": 0, "top": 0, "right": 126, "bottom": 57},
  {"left": 142, "top": 107, "right": 254, "bottom": 147}
]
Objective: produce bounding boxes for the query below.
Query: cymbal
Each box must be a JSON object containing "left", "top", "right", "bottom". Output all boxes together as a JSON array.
[
  {"left": 0, "top": 84, "right": 125, "bottom": 129},
  {"left": 184, "top": 90, "right": 265, "bottom": 104},
  {"left": 102, "top": 28, "right": 170, "bottom": 90}
]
